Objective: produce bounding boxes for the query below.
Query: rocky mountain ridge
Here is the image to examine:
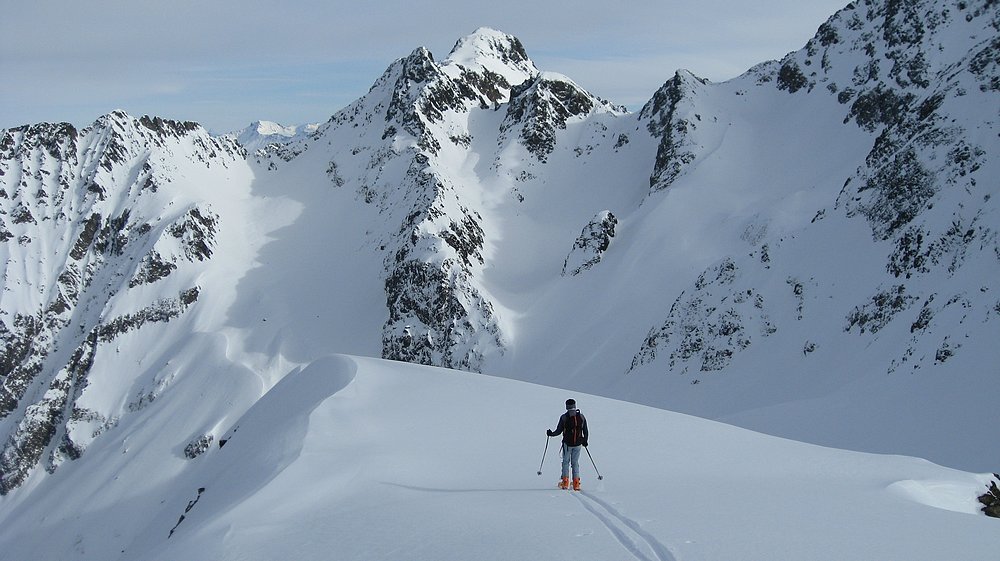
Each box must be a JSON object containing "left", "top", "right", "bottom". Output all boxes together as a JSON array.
[
  {"left": 629, "top": 0, "right": 999, "bottom": 376},
  {"left": 0, "top": 112, "right": 251, "bottom": 492}
]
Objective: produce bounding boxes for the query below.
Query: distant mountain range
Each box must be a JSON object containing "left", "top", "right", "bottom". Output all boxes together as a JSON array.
[
  {"left": 1, "top": 0, "right": 998, "bottom": 502},
  {"left": 232, "top": 120, "right": 321, "bottom": 153}
]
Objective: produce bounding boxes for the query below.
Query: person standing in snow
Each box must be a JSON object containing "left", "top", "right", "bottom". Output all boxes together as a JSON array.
[{"left": 547, "top": 398, "right": 588, "bottom": 491}]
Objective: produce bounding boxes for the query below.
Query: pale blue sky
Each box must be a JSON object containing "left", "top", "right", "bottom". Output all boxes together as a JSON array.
[{"left": 1, "top": 0, "right": 850, "bottom": 133}]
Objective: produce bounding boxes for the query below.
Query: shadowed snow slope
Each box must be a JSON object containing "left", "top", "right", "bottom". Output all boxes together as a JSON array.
[{"left": 1, "top": 356, "right": 995, "bottom": 561}]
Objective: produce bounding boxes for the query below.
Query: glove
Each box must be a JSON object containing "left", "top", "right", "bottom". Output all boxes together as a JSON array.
[
  {"left": 582, "top": 441, "right": 588, "bottom": 447},
  {"left": 546, "top": 430, "right": 554, "bottom": 437}
]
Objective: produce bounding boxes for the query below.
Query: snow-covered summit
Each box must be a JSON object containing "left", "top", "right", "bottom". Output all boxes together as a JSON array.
[
  {"left": 443, "top": 27, "right": 538, "bottom": 86},
  {"left": 232, "top": 120, "right": 319, "bottom": 152}
]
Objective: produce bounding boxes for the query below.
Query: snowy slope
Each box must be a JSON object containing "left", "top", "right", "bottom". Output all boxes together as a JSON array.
[{"left": 0, "top": 356, "right": 996, "bottom": 561}]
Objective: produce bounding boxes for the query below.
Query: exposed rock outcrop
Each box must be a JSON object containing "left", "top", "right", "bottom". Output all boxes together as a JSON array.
[{"left": 563, "top": 211, "right": 617, "bottom": 276}]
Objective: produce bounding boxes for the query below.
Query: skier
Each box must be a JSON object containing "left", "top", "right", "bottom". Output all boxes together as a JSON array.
[{"left": 546, "top": 398, "right": 588, "bottom": 491}]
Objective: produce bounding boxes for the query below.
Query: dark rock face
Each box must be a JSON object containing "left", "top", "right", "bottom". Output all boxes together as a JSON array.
[
  {"left": 70, "top": 213, "right": 102, "bottom": 260},
  {"left": 382, "top": 257, "right": 501, "bottom": 371},
  {"left": 168, "top": 207, "right": 220, "bottom": 262},
  {"left": 0, "top": 314, "right": 44, "bottom": 418},
  {"left": 980, "top": 474, "right": 1000, "bottom": 518},
  {"left": 640, "top": 72, "right": 706, "bottom": 192},
  {"left": 629, "top": 258, "right": 777, "bottom": 375},
  {"left": 888, "top": 213, "right": 986, "bottom": 279},
  {"left": 777, "top": 60, "right": 810, "bottom": 93},
  {"left": 184, "top": 435, "right": 214, "bottom": 459},
  {"left": 811, "top": 1, "right": 995, "bottom": 247},
  {"left": 383, "top": 48, "right": 451, "bottom": 154},
  {"left": 846, "top": 285, "right": 917, "bottom": 334},
  {"left": 130, "top": 251, "right": 178, "bottom": 288},
  {"left": 503, "top": 75, "right": 601, "bottom": 162},
  {"left": 563, "top": 211, "right": 617, "bottom": 276},
  {"left": 377, "top": 161, "right": 501, "bottom": 372}
]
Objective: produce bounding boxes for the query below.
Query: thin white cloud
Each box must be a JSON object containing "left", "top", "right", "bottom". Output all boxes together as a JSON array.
[{"left": 1, "top": 0, "right": 849, "bottom": 131}]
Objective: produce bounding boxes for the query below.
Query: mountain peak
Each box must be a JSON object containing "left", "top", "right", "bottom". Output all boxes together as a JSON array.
[
  {"left": 233, "top": 120, "right": 319, "bottom": 152},
  {"left": 447, "top": 27, "right": 526, "bottom": 63},
  {"left": 251, "top": 120, "right": 294, "bottom": 136},
  {"left": 444, "top": 27, "right": 537, "bottom": 82}
]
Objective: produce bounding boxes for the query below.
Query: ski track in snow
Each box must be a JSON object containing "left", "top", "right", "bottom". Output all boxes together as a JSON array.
[
  {"left": 574, "top": 491, "right": 677, "bottom": 561},
  {"left": 383, "top": 482, "right": 679, "bottom": 561}
]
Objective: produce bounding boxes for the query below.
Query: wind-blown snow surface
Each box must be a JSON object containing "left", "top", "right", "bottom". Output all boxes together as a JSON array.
[{"left": 0, "top": 355, "right": 996, "bottom": 561}]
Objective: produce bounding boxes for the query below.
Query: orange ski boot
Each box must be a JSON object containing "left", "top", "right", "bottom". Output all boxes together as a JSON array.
[
  {"left": 573, "top": 477, "right": 582, "bottom": 491},
  {"left": 558, "top": 476, "right": 570, "bottom": 490}
]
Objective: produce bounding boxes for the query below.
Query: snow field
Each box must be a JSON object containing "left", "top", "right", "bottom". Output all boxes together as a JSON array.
[{"left": 8, "top": 355, "right": 989, "bottom": 561}]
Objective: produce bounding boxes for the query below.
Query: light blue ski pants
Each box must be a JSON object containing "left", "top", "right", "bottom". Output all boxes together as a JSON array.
[{"left": 561, "top": 444, "right": 581, "bottom": 479}]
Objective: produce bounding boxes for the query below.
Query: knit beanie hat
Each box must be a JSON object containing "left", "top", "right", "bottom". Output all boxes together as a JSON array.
[{"left": 566, "top": 398, "right": 576, "bottom": 410}]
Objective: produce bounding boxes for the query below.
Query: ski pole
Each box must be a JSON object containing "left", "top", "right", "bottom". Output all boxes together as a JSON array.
[
  {"left": 585, "top": 446, "right": 603, "bottom": 480},
  {"left": 537, "top": 435, "right": 551, "bottom": 475}
]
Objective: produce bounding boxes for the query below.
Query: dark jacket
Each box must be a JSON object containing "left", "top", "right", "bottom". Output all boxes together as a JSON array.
[{"left": 549, "top": 409, "right": 588, "bottom": 447}]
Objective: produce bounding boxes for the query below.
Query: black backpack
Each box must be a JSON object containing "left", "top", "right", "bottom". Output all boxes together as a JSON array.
[{"left": 564, "top": 410, "right": 586, "bottom": 446}]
